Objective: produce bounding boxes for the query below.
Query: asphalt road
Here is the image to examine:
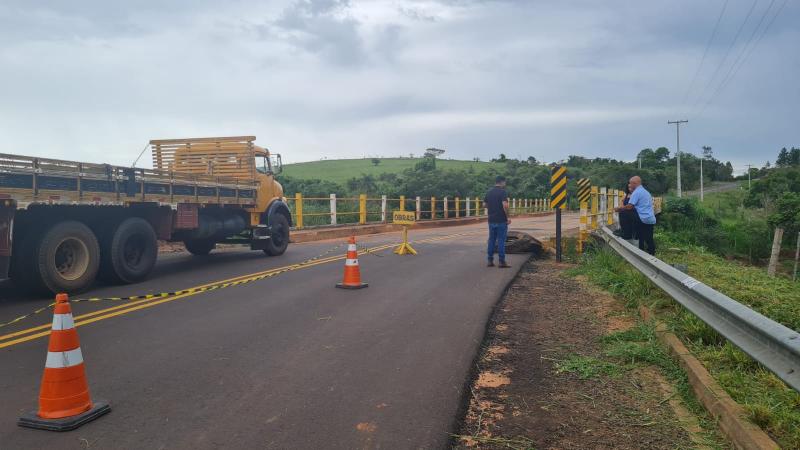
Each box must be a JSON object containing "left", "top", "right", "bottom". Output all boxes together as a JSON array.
[{"left": 0, "top": 213, "right": 577, "bottom": 450}]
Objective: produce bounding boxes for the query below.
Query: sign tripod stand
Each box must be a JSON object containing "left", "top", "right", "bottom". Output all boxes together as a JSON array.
[{"left": 392, "top": 210, "right": 417, "bottom": 255}]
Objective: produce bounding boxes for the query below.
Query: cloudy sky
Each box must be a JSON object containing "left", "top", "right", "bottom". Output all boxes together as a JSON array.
[{"left": 0, "top": 1, "right": 797, "bottom": 172}]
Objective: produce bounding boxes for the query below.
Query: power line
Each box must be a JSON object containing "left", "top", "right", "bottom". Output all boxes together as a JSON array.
[
  {"left": 696, "top": 0, "right": 789, "bottom": 118},
  {"left": 689, "top": 0, "right": 759, "bottom": 116},
  {"left": 680, "top": 0, "right": 730, "bottom": 109}
]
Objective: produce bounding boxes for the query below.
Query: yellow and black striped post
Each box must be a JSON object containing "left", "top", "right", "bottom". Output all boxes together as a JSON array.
[
  {"left": 576, "top": 178, "right": 590, "bottom": 251},
  {"left": 550, "top": 165, "right": 567, "bottom": 262}
]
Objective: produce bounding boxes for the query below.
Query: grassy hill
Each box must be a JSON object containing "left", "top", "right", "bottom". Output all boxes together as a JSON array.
[{"left": 282, "top": 158, "right": 502, "bottom": 183}]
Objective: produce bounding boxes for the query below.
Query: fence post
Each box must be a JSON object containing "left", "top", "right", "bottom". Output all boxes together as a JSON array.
[
  {"left": 455, "top": 197, "right": 460, "bottom": 218},
  {"left": 590, "top": 186, "right": 598, "bottom": 230},
  {"left": 476, "top": 197, "right": 482, "bottom": 216},
  {"left": 381, "top": 195, "right": 387, "bottom": 223},
  {"left": 330, "top": 193, "right": 337, "bottom": 225},
  {"left": 400, "top": 195, "right": 405, "bottom": 211},
  {"left": 443, "top": 196, "right": 448, "bottom": 219},
  {"left": 431, "top": 196, "right": 436, "bottom": 219},
  {"left": 606, "top": 189, "right": 613, "bottom": 225},
  {"left": 416, "top": 196, "right": 421, "bottom": 220},
  {"left": 359, "top": 193, "right": 367, "bottom": 224},
  {"left": 512, "top": 198, "right": 516, "bottom": 214},
  {"left": 611, "top": 189, "right": 619, "bottom": 224},
  {"left": 295, "top": 192, "right": 304, "bottom": 229},
  {"left": 466, "top": 197, "right": 471, "bottom": 217},
  {"left": 600, "top": 187, "right": 607, "bottom": 225}
]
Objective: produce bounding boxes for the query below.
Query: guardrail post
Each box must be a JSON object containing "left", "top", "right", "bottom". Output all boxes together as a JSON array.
[
  {"left": 608, "top": 189, "right": 619, "bottom": 225},
  {"left": 330, "top": 193, "right": 337, "bottom": 225},
  {"left": 400, "top": 195, "right": 405, "bottom": 211},
  {"left": 512, "top": 198, "right": 516, "bottom": 214},
  {"left": 476, "top": 196, "right": 481, "bottom": 216},
  {"left": 599, "top": 187, "right": 607, "bottom": 222},
  {"left": 579, "top": 200, "right": 588, "bottom": 252},
  {"left": 443, "top": 196, "right": 448, "bottom": 219},
  {"left": 455, "top": 197, "right": 460, "bottom": 218},
  {"left": 430, "top": 196, "right": 436, "bottom": 219},
  {"left": 466, "top": 197, "right": 471, "bottom": 217},
  {"left": 381, "top": 195, "right": 387, "bottom": 223},
  {"left": 359, "top": 193, "right": 367, "bottom": 224},
  {"left": 295, "top": 192, "right": 304, "bottom": 229},
  {"left": 416, "top": 196, "right": 421, "bottom": 220},
  {"left": 590, "top": 186, "right": 598, "bottom": 230},
  {"left": 611, "top": 189, "right": 619, "bottom": 224}
]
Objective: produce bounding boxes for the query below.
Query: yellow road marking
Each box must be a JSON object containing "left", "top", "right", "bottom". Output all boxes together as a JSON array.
[{"left": 0, "top": 231, "right": 481, "bottom": 349}]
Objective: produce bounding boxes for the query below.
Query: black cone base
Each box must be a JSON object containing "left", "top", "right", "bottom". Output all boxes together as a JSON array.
[
  {"left": 18, "top": 400, "right": 111, "bottom": 432},
  {"left": 336, "top": 282, "right": 368, "bottom": 289}
]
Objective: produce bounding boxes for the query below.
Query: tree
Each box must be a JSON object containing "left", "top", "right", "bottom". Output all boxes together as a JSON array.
[
  {"left": 494, "top": 153, "right": 507, "bottom": 162},
  {"left": 654, "top": 147, "right": 670, "bottom": 162},
  {"left": 791, "top": 148, "right": 800, "bottom": 166},
  {"left": 371, "top": 158, "right": 381, "bottom": 167},
  {"left": 424, "top": 148, "right": 445, "bottom": 158},
  {"left": 702, "top": 146, "right": 713, "bottom": 159},
  {"left": 527, "top": 156, "right": 538, "bottom": 165},
  {"left": 776, "top": 147, "right": 790, "bottom": 167}
]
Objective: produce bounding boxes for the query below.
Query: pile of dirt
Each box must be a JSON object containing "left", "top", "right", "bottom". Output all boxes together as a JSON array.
[{"left": 453, "top": 259, "right": 702, "bottom": 449}]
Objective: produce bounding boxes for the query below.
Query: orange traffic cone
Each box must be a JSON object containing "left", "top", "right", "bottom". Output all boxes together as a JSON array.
[
  {"left": 335, "top": 236, "right": 368, "bottom": 289},
  {"left": 18, "top": 293, "right": 110, "bottom": 431}
]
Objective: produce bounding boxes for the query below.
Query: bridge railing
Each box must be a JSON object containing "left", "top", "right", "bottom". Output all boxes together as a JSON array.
[
  {"left": 576, "top": 185, "right": 663, "bottom": 252},
  {"left": 286, "top": 193, "right": 552, "bottom": 229}
]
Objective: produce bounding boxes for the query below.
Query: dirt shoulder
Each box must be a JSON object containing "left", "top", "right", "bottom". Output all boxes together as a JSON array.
[{"left": 452, "top": 258, "right": 723, "bottom": 449}]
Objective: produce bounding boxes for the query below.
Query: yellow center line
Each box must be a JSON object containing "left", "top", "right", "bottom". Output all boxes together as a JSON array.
[{"left": 0, "top": 231, "right": 481, "bottom": 349}]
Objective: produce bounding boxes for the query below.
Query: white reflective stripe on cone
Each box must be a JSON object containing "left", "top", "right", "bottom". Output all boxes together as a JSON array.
[
  {"left": 345, "top": 258, "right": 359, "bottom": 266},
  {"left": 348, "top": 244, "right": 357, "bottom": 252},
  {"left": 45, "top": 348, "right": 84, "bottom": 369},
  {"left": 51, "top": 313, "right": 75, "bottom": 331}
]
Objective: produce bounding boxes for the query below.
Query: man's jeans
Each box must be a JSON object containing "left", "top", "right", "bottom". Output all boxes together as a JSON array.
[{"left": 487, "top": 222, "right": 508, "bottom": 262}]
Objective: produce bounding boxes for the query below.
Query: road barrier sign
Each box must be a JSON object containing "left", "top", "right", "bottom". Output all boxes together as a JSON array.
[
  {"left": 392, "top": 210, "right": 416, "bottom": 225},
  {"left": 577, "top": 178, "right": 591, "bottom": 203},
  {"left": 393, "top": 210, "right": 417, "bottom": 255},
  {"left": 550, "top": 166, "right": 567, "bottom": 262},
  {"left": 550, "top": 166, "right": 567, "bottom": 209}
]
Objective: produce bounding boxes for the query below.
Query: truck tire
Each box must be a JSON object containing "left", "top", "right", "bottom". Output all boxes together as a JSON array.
[
  {"left": 99, "top": 217, "right": 158, "bottom": 284},
  {"left": 35, "top": 221, "right": 100, "bottom": 294},
  {"left": 184, "top": 239, "right": 216, "bottom": 256},
  {"left": 263, "top": 214, "right": 289, "bottom": 256},
  {"left": 9, "top": 226, "right": 44, "bottom": 291}
]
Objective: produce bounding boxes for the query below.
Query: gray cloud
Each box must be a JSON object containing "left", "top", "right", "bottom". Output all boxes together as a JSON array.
[{"left": 0, "top": 0, "right": 796, "bottom": 171}]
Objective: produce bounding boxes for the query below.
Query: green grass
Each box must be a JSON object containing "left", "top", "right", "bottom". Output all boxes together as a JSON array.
[
  {"left": 283, "top": 158, "right": 502, "bottom": 183},
  {"left": 570, "top": 241, "right": 800, "bottom": 448}
]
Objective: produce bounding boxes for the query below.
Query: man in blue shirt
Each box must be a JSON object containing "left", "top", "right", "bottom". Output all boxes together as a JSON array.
[{"left": 615, "top": 176, "right": 656, "bottom": 255}]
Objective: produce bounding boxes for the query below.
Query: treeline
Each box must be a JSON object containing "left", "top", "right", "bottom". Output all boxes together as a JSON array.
[{"left": 278, "top": 146, "right": 736, "bottom": 201}]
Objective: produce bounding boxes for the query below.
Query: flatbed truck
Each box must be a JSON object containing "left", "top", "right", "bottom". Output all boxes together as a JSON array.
[{"left": 0, "top": 136, "right": 291, "bottom": 294}]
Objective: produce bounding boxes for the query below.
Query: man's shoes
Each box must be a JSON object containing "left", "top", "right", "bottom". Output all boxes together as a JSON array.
[
  {"left": 487, "top": 261, "right": 495, "bottom": 267},
  {"left": 498, "top": 261, "right": 511, "bottom": 268}
]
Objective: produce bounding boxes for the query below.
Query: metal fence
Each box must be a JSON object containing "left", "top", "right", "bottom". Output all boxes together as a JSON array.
[{"left": 286, "top": 193, "right": 552, "bottom": 229}]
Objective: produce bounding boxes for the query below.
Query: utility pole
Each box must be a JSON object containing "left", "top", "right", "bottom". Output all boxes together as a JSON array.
[
  {"left": 700, "top": 157, "right": 704, "bottom": 202},
  {"left": 638, "top": 156, "right": 642, "bottom": 169},
  {"left": 667, "top": 120, "right": 688, "bottom": 197},
  {"left": 746, "top": 164, "right": 752, "bottom": 189}
]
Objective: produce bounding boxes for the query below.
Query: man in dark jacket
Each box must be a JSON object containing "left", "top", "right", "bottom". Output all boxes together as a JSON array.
[{"left": 483, "top": 176, "right": 511, "bottom": 268}]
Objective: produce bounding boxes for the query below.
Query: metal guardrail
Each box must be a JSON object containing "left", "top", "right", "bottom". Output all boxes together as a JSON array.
[{"left": 598, "top": 225, "right": 800, "bottom": 392}]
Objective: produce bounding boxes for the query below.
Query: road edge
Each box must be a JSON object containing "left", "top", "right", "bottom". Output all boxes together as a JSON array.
[{"left": 445, "top": 253, "right": 534, "bottom": 447}]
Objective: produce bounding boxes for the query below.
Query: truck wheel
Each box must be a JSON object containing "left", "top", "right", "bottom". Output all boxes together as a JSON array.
[
  {"left": 184, "top": 239, "right": 216, "bottom": 256},
  {"left": 10, "top": 226, "right": 44, "bottom": 291},
  {"left": 99, "top": 218, "right": 158, "bottom": 284},
  {"left": 35, "top": 221, "right": 100, "bottom": 294},
  {"left": 263, "top": 214, "right": 289, "bottom": 256}
]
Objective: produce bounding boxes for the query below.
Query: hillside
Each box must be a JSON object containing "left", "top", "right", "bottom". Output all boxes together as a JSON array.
[{"left": 282, "top": 158, "right": 503, "bottom": 183}]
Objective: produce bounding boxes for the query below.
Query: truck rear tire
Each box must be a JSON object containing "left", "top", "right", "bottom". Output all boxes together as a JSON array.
[
  {"left": 263, "top": 214, "right": 289, "bottom": 256},
  {"left": 99, "top": 217, "right": 158, "bottom": 284},
  {"left": 35, "top": 221, "right": 100, "bottom": 294},
  {"left": 184, "top": 239, "right": 216, "bottom": 256}
]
